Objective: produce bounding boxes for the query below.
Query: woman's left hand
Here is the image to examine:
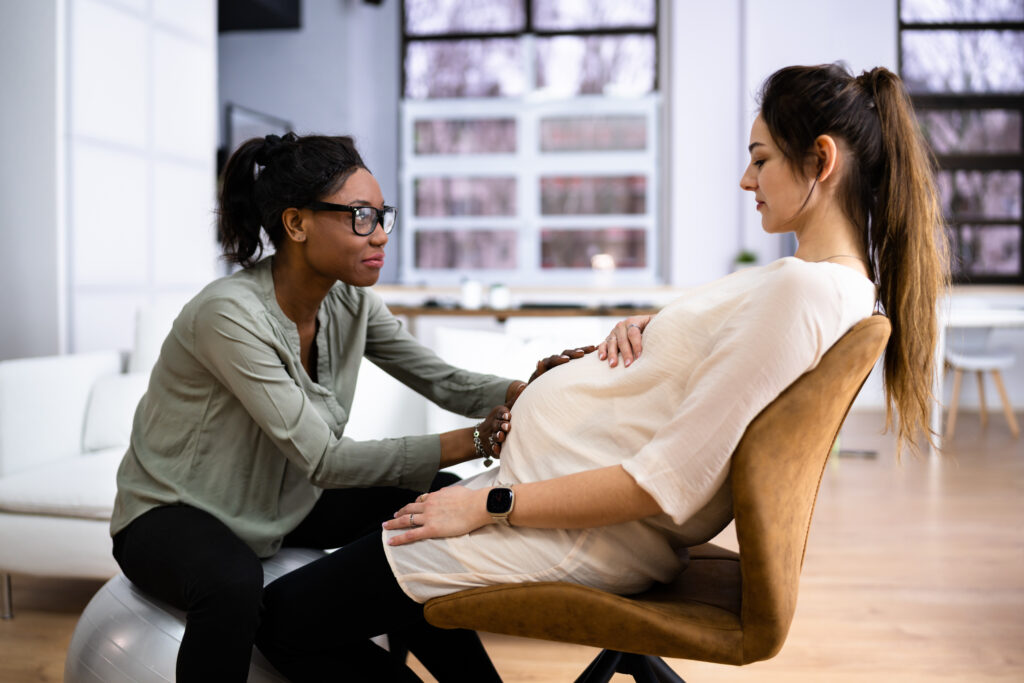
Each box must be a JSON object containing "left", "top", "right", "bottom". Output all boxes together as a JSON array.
[{"left": 384, "top": 486, "right": 490, "bottom": 546}]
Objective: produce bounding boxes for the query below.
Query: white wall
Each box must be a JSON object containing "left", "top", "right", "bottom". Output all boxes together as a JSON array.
[
  {"left": 218, "top": 0, "right": 402, "bottom": 282},
  {"left": 68, "top": 0, "right": 219, "bottom": 354},
  {"left": 0, "top": 0, "right": 66, "bottom": 359},
  {"left": 0, "top": 0, "right": 219, "bottom": 360}
]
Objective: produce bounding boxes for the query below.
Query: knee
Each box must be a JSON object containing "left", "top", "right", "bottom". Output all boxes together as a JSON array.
[
  {"left": 190, "top": 561, "right": 264, "bottom": 618},
  {"left": 431, "top": 471, "right": 461, "bottom": 490}
]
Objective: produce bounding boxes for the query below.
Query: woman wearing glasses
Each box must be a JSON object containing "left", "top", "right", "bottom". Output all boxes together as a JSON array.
[{"left": 109, "top": 133, "right": 518, "bottom": 681}]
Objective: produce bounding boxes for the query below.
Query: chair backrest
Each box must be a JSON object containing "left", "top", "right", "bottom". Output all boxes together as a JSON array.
[{"left": 730, "top": 315, "right": 890, "bottom": 663}]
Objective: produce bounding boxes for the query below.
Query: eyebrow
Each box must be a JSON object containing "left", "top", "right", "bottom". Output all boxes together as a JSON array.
[{"left": 748, "top": 142, "right": 765, "bottom": 153}]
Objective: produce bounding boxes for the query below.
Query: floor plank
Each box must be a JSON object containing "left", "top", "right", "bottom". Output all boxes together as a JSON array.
[{"left": 2, "top": 410, "right": 1022, "bottom": 682}]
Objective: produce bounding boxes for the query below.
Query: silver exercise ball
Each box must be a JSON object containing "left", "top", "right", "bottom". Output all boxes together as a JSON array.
[{"left": 64, "top": 547, "right": 328, "bottom": 682}]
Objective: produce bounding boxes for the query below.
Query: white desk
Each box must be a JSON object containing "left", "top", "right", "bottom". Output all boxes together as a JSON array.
[{"left": 933, "top": 306, "right": 1024, "bottom": 453}]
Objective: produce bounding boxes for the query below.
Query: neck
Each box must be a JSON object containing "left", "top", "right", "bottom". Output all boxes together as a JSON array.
[
  {"left": 270, "top": 251, "right": 332, "bottom": 327},
  {"left": 792, "top": 205, "right": 868, "bottom": 277}
]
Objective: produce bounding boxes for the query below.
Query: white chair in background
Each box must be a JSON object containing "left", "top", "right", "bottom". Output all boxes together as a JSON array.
[{"left": 945, "top": 325, "right": 1019, "bottom": 439}]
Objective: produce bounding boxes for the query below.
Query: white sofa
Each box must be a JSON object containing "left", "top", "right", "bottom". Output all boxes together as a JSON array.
[
  {"left": 0, "top": 352, "right": 147, "bottom": 616},
  {"left": 0, "top": 308, "right": 608, "bottom": 618}
]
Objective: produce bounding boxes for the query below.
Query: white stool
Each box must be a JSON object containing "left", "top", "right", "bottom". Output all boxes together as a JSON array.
[
  {"left": 945, "top": 327, "right": 1019, "bottom": 439},
  {"left": 64, "top": 547, "right": 328, "bottom": 682}
]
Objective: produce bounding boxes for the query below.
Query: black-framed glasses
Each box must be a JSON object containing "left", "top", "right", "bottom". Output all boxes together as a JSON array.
[{"left": 307, "top": 201, "right": 397, "bottom": 236}]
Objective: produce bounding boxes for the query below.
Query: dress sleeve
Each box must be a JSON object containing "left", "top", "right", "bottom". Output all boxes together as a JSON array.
[
  {"left": 361, "top": 292, "right": 512, "bottom": 418},
  {"left": 191, "top": 296, "right": 439, "bottom": 491},
  {"left": 621, "top": 269, "right": 843, "bottom": 525}
]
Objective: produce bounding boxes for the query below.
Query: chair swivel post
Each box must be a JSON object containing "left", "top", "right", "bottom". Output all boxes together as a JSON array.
[{"left": 576, "top": 650, "right": 685, "bottom": 683}]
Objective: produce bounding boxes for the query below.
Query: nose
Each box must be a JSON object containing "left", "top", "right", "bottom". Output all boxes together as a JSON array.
[
  {"left": 369, "top": 219, "right": 389, "bottom": 246},
  {"left": 740, "top": 164, "right": 757, "bottom": 192}
]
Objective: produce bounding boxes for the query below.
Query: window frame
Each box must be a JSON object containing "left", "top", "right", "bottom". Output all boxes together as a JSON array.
[
  {"left": 398, "top": 0, "right": 662, "bottom": 286},
  {"left": 898, "top": 5, "right": 1024, "bottom": 285}
]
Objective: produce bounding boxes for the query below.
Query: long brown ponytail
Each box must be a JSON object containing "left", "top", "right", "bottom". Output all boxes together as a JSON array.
[{"left": 759, "top": 64, "right": 950, "bottom": 452}]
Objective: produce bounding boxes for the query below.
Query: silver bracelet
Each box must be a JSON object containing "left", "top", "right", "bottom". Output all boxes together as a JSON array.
[{"left": 473, "top": 425, "right": 493, "bottom": 467}]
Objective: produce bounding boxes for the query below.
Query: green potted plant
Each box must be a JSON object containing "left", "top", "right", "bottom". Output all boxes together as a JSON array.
[{"left": 733, "top": 249, "right": 758, "bottom": 272}]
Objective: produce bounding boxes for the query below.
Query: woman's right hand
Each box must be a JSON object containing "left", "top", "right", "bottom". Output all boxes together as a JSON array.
[{"left": 598, "top": 315, "right": 652, "bottom": 367}]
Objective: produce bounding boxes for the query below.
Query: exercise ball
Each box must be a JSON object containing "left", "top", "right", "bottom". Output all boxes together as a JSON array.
[{"left": 64, "top": 547, "right": 328, "bottom": 682}]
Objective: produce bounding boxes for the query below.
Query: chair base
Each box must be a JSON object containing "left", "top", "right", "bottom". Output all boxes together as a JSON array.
[{"left": 575, "top": 649, "right": 685, "bottom": 683}]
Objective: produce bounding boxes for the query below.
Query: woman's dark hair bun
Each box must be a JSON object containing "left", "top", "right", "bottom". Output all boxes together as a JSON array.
[{"left": 254, "top": 132, "right": 298, "bottom": 167}]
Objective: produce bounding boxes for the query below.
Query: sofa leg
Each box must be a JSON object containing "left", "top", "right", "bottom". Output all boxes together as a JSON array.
[{"left": 1, "top": 573, "right": 12, "bottom": 619}]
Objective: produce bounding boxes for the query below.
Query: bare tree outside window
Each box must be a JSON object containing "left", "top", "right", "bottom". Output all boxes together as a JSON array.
[
  {"left": 415, "top": 177, "right": 518, "bottom": 217},
  {"left": 900, "top": 0, "right": 1024, "bottom": 283},
  {"left": 405, "top": 0, "right": 524, "bottom": 35},
  {"left": 901, "top": 0, "right": 1024, "bottom": 22},
  {"left": 540, "top": 115, "right": 647, "bottom": 152},
  {"left": 533, "top": 0, "right": 656, "bottom": 30},
  {"left": 415, "top": 230, "right": 518, "bottom": 269},
  {"left": 414, "top": 118, "right": 517, "bottom": 154},
  {"left": 536, "top": 35, "right": 655, "bottom": 97}
]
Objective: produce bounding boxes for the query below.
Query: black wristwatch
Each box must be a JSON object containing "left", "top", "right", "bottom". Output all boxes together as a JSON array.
[{"left": 486, "top": 487, "right": 515, "bottom": 526}]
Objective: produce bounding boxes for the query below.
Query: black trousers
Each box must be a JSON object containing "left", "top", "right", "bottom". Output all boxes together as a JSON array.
[
  {"left": 255, "top": 532, "right": 503, "bottom": 683},
  {"left": 111, "top": 473, "right": 483, "bottom": 682}
]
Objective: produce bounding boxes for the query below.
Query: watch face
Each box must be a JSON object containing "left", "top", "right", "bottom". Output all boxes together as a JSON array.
[{"left": 486, "top": 487, "right": 514, "bottom": 514}]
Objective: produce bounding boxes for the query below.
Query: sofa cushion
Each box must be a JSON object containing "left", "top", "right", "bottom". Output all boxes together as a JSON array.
[
  {"left": 0, "top": 351, "right": 122, "bottom": 477},
  {"left": 83, "top": 372, "right": 149, "bottom": 453},
  {"left": 0, "top": 447, "right": 123, "bottom": 519}
]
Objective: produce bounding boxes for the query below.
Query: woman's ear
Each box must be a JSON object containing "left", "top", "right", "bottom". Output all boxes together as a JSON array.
[
  {"left": 281, "top": 207, "right": 308, "bottom": 243},
  {"left": 814, "top": 134, "right": 839, "bottom": 183}
]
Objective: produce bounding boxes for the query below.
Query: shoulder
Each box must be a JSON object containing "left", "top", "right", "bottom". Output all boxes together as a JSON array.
[
  {"left": 756, "top": 257, "right": 855, "bottom": 309},
  {"left": 179, "top": 269, "right": 271, "bottom": 340}
]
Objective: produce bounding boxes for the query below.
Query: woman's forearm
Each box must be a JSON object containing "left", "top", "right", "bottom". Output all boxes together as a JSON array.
[
  {"left": 384, "top": 464, "right": 664, "bottom": 546},
  {"left": 438, "top": 427, "right": 476, "bottom": 468},
  {"left": 506, "top": 465, "right": 662, "bottom": 529}
]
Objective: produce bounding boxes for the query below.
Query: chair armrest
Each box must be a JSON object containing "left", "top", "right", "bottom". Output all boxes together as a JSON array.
[{"left": 0, "top": 351, "right": 122, "bottom": 476}]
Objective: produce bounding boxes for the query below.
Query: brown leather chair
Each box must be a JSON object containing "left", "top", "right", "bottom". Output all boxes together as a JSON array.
[{"left": 424, "top": 315, "right": 891, "bottom": 682}]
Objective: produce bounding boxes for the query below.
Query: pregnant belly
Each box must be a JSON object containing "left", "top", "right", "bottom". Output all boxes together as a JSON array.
[{"left": 498, "top": 356, "right": 637, "bottom": 483}]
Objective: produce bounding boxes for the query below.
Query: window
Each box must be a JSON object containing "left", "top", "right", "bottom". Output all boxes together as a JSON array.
[
  {"left": 400, "top": 0, "right": 660, "bottom": 286},
  {"left": 899, "top": 0, "right": 1024, "bottom": 284}
]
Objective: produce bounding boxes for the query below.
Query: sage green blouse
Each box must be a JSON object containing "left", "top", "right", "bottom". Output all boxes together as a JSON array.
[{"left": 111, "top": 257, "right": 510, "bottom": 557}]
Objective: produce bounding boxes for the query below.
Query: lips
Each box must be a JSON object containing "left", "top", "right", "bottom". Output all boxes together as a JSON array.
[{"left": 362, "top": 254, "right": 385, "bottom": 268}]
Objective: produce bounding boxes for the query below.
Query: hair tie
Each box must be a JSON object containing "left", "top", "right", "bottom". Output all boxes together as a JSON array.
[
  {"left": 254, "top": 133, "right": 291, "bottom": 167},
  {"left": 855, "top": 70, "right": 880, "bottom": 110}
]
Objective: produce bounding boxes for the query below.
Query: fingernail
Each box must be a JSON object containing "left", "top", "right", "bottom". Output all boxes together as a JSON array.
[{"left": 624, "top": 359, "right": 631, "bottom": 367}]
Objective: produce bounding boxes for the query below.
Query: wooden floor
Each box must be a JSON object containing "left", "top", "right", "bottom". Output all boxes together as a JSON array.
[{"left": 2, "top": 410, "right": 1021, "bottom": 682}]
